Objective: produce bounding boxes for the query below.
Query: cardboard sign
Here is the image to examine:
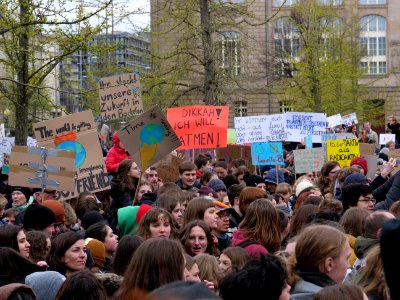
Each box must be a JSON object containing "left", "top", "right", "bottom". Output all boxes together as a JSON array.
[
  {"left": 326, "top": 138, "right": 360, "bottom": 167},
  {"left": 215, "top": 144, "right": 254, "bottom": 171},
  {"left": 167, "top": 106, "right": 229, "bottom": 150},
  {"left": 227, "top": 128, "right": 237, "bottom": 144},
  {"left": 359, "top": 143, "right": 376, "bottom": 156},
  {"left": 293, "top": 148, "right": 325, "bottom": 174},
  {"left": 118, "top": 105, "right": 181, "bottom": 171},
  {"left": 326, "top": 113, "right": 342, "bottom": 128},
  {"left": 33, "top": 110, "right": 110, "bottom": 199},
  {"left": 379, "top": 134, "right": 396, "bottom": 145},
  {"left": 156, "top": 154, "right": 184, "bottom": 183},
  {"left": 285, "top": 112, "right": 326, "bottom": 143},
  {"left": 0, "top": 137, "right": 37, "bottom": 168},
  {"left": 8, "top": 146, "right": 76, "bottom": 191},
  {"left": 364, "top": 154, "right": 378, "bottom": 179},
  {"left": 98, "top": 73, "right": 144, "bottom": 121},
  {"left": 234, "top": 114, "right": 286, "bottom": 144},
  {"left": 341, "top": 113, "right": 358, "bottom": 126},
  {"left": 250, "top": 142, "right": 284, "bottom": 166}
]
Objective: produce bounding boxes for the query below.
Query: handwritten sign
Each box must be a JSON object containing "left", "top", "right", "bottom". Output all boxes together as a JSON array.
[
  {"left": 379, "top": 134, "right": 396, "bottom": 145},
  {"left": 118, "top": 105, "right": 181, "bottom": 170},
  {"left": 98, "top": 73, "right": 144, "bottom": 121},
  {"left": 326, "top": 113, "right": 342, "bottom": 128},
  {"left": 33, "top": 110, "right": 110, "bottom": 199},
  {"left": 8, "top": 146, "right": 76, "bottom": 191},
  {"left": 285, "top": 112, "right": 326, "bottom": 143},
  {"left": 326, "top": 138, "right": 360, "bottom": 167},
  {"left": 342, "top": 113, "right": 358, "bottom": 126},
  {"left": 215, "top": 145, "right": 254, "bottom": 171},
  {"left": 167, "top": 106, "right": 229, "bottom": 150},
  {"left": 234, "top": 114, "right": 286, "bottom": 144},
  {"left": 250, "top": 142, "right": 284, "bottom": 166},
  {"left": 360, "top": 143, "right": 376, "bottom": 156},
  {"left": 293, "top": 148, "right": 325, "bottom": 174},
  {"left": 0, "top": 137, "right": 37, "bottom": 168},
  {"left": 156, "top": 154, "right": 184, "bottom": 183}
]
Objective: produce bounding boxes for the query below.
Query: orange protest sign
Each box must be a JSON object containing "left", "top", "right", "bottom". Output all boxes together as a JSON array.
[{"left": 167, "top": 106, "right": 229, "bottom": 150}]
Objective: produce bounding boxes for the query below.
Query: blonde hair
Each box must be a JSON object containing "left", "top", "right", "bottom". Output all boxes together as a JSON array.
[
  {"left": 194, "top": 254, "right": 221, "bottom": 292},
  {"left": 275, "top": 183, "right": 292, "bottom": 196}
]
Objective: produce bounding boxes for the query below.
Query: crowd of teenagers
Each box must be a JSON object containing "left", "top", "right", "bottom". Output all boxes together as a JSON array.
[{"left": 1, "top": 122, "right": 400, "bottom": 300}]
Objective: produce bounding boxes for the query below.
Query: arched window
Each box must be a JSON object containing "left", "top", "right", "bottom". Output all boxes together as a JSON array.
[
  {"left": 273, "top": 0, "right": 297, "bottom": 7},
  {"left": 359, "top": 0, "right": 386, "bottom": 4},
  {"left": 219, "top": 32, "right": 241, "bottom": 76},
  {"left": 360, "top": 15, "right": 387, "bottom": 74}
]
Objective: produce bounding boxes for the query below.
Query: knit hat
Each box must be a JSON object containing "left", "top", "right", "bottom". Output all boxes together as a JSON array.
[
  {"left": 198, "top": 186, "right": 218, "bottom": 199},
  {"left": 260, "top": 165, "right": 272, "bottom": 177},
  {"left": 350, "top": 157, "right": 368, "bottom": 175},
  {"left": 25, "top": 271, "right": 66, "bottom": 300},
  {"left": 149, "top": 281, "right": 221, "bottom": 300},
  {"left": 343, "top": 173, "right": 368, "bottom": 186},
  {"left": 85, "top": 238, "right": 106, "bottom": 268},
  {"left": 11, "top": 186, "right": 31, "bottom": 201},
  {"left": 23, "top": 204, "right": 56, "bottom": 230},
  {"left": 136, "top": 204, "right": 153, "bottom": 224},
  {"left": 214, "top": 200, "right": 235, "bottom": 215},
  {"left": 380, "top": 219, "right": 400, "bottom": 300},
  {"left": 264, "top": 169, "right": 285, "bottom": 185},
  {"left": 81, "top": 211, "right": 106, "bottom": 230},
  {"left": 295, "top": 181, "right": 314, "bottom": 197},
  {"left": 243, "top": 174, "right": 264, "bottom": 187},
  {"left": 41, "top": 200, "right": 65, "bottom": 223},
  {"left": 208, "top": 179, "right": 227, "bottom": 192},
  {"left": 117, "top": 206, "right": 140, "bottom": 236},
  {"left": 95, "top": 273, "right": 124, "bottom": 298},
  {"left": 139, "top": 192, "right": 157, "bottom": 206}
]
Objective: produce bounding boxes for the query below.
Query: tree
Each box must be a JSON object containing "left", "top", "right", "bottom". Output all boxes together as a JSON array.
[
  {"left": 273, "top": 0, "right": 367, "bottom": 116},
  {"left": 0, "top": 0, "right": 111, "bottom": 145}
]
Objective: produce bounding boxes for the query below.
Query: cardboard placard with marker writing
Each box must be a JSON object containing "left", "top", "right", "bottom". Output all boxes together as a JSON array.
[
  {"left": 215, "top": 145, "right": 254, "bottom": 171},
  {"left": 98, "top": 73, "right": 144, "bottom": 121},
  {"left": 326, "top": 138, "right": 360, "bottom": 167},
  {"left": 118, "top": 105, "right": 182, "bottom": 171},
  {"left": 155, "top": 154, "right": 185, "bottom": 184},
  {"left": 250, "top": 142, "right": 284, "bottom": 166},
  {"left": 167, "top": 106, "right": 229, "bottom": 150},
  {"left": 32, "top": 110, "right": 110, "bottom": 200}
]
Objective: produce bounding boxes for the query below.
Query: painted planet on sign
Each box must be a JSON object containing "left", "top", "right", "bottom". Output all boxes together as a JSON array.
[
  {"left": 56, "top": 141, "right": 86, "bottom": 168},
  {"left": 140, "top": 124, "right": 165, "bottom": 147}
]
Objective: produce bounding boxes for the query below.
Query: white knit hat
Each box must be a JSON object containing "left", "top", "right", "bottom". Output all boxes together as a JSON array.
[{"left": 295, "top": 181, "right": 315, "bottom": 197}]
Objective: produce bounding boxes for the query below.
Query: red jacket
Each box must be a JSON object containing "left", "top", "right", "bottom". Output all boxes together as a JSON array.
[{"left": 106, "top": 132, "right": 129, "bottom": 174}]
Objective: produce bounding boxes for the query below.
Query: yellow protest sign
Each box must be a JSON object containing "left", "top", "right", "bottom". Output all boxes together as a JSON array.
[{"left": 326, "top": 138, "right": 360, "bottom": 167}]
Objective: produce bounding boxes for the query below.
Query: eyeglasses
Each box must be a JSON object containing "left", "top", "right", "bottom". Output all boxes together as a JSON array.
[{"left": 358, "top": 197, "right": 376, "bottom": 204}]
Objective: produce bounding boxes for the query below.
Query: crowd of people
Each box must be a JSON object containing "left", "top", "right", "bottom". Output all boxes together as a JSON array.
[{"left": 0, "top": 119, "right": 400, "bottom": 300}]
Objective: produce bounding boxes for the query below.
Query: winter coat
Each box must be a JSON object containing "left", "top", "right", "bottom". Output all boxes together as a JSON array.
[
  {"left": 105, "top": 133, "right": 129, "bottom": 174},
  {"left": 231, "top": 229, "right": 268, "bottom": 257}
]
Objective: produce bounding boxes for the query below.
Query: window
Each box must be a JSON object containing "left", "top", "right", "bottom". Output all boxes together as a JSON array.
[
  {"left": 274, "top": 17, "right": 300, "bottom": 76},
  {"left": 234, "top": 101, "right": 247, "bottom": 117},
  {"left": 317, "top": 0, "right": 343, "bottom": 5},
  {"left": 273, "top": 0, "right": 297, "bottom": 7},
  {"left": 359, "top": 0, "right": 386, "bottom": 4},
  {"left": 360, "top": 15, "right": 387, "bottom": 74},
  {"left": 220, "top": 32, "right": 241, "bottom": 76},
  {"left": 279, "top": 101, "right": 293, "bottom": 113}
]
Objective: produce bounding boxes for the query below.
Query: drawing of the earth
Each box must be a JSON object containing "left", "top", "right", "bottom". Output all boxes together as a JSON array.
[
  {"left": 56, "top": 141, "right": 86, "bottom": 168},
  {"left": 140, "top": 124, "right": 165, "bottom": 146}
]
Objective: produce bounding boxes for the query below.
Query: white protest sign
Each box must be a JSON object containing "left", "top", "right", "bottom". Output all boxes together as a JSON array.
[
  {"left": 293, "top": 148, "right": 325, "bottom": 174},
  {"left": 285, "top": 112, "right": 326, "bottom": 143},
  {"left": 379, "top": 134, "right": 395, "bottom": 145},
  {"left": 326, "top": 113, "right": 342, "bottom": 128},
  {"left": 234, "top": 114, "right": 286, "bottom": 144},
  {"left": 0, "top": 137, "right": 37, "bottom": 167},
  {"left": 342, "top": 113, "right": 358, "bottom": 126}
]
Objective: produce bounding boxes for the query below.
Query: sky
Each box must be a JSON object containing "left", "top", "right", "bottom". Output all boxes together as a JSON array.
[{"left": 111, "top": 0, "right": 150, "bottom": 32}]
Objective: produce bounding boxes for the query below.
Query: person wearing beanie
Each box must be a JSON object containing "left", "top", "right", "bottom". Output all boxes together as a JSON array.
[
  {"left": 41, "top": 200, "right": 65, "bottom": 237},
  {"left": 198, "top": 186, "right": 219, "bottom": 199},
  {"left": 85, "top": 238, "right": 106, "bottom": 273},
  {"left": 23, "top": 204, "right": 56, "bottom": 237},
  {"left": 380, "top": 218, "right": 400, "bottom": 300},
  {"left": 208, "top": 178, "right": 227, "bottom": 198},
  {"left": 343, "top": 173, "right": 368, "bottom": 187},
  {"left": 243, "top": 174, "right": 266, "bottom": 190},
  {"left": 81, "top": 211, "right": 106, "bottom": 230},
  {"left": 295, "top": 181, "right": 315, "bottom": 198},
  {"left": 264, "top": 169, "right": 285, "bottom": 194},
  {"left": 11, "top": 186, "right": 33, "bottom": 212},
  {"left": 25, "top": 271, "right": 66, "bottom": 300},
  {"left": 350, "top": 157, "right": 368, "bottom": 175}
]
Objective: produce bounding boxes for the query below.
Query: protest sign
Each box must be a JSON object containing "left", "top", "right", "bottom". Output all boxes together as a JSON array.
[
  {"left": 119, "top": 105, "right": 181, "bottom": 171},
  {"left": 0, "top": 137, "right": 37, "bottom": 168},
  {"left": 305, "top": 135, "right": 313, "bottom": 149},
  {"left": 321, "top": 133, "right": 355, "bottom": 157},
  {"left": 359, "top": 143, "right": 376, "bottom": 156},
  {"left": 167, "top": 106, "right": 229, "bottom": 150},
  {"left": 98, "top": 73, "right": 144, "bottom": 121},
  {"left": 227, "top": 129, "right": 237, "bottom": 144},
  {"left": 326, "top": 113, "right": 342, "bottom": 128},
  {"left": 293, "top": 148, "right": 325, "bottom": 174},
  {"left": 234, "top": 114, "right": 286, "bottom": 144},
  {"left": 326, "top": 138, "right": 360, "bottom": 167},
  {"left": 2, "top": 153, "right": 10, "bottom": 174},
  {"left": 285, "top": 112, "right": 326, "bottom": 143},
  {"left": 8, "top": 146, "right": 76, "bottom": 191},
  {"left": 156, "top": 154, "right": 184, "bottom": 183},
  {"left": 215, "top": 144, "right": 254, "bottom": 171},
  {"left": 33, "top": 110, "right": 110, "bottom": 200},
  {"left": 250, "top": 142, "right": 284, "bottom": 166},
  {"left": 341, "top": 113, "right": 358, "bottom": 126},
  {"left": 364, "top": 155, "right": 378, "bottom": 179},
  {"left": 379, "top": 134, "right": 396, "bottom": 145}
]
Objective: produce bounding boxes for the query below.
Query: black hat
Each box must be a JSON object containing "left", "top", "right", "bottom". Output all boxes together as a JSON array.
[
  {"left": 81, "top": 211, "right": 106, "bottom": 230},
  {"left": 243, "top": 174, "right": 264, "bottom": 187},
  {"left": 23, "top": 204, "right": 56, "bottom": 230},
  {"left": 11, "top": 186, "right": 32, "bottom": 201},
  {"left": 139, "top": 192, "right": 157, "bottom": 206},
  {"left": 149, "top": 281, "right": 221, "bottom": 300}
]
